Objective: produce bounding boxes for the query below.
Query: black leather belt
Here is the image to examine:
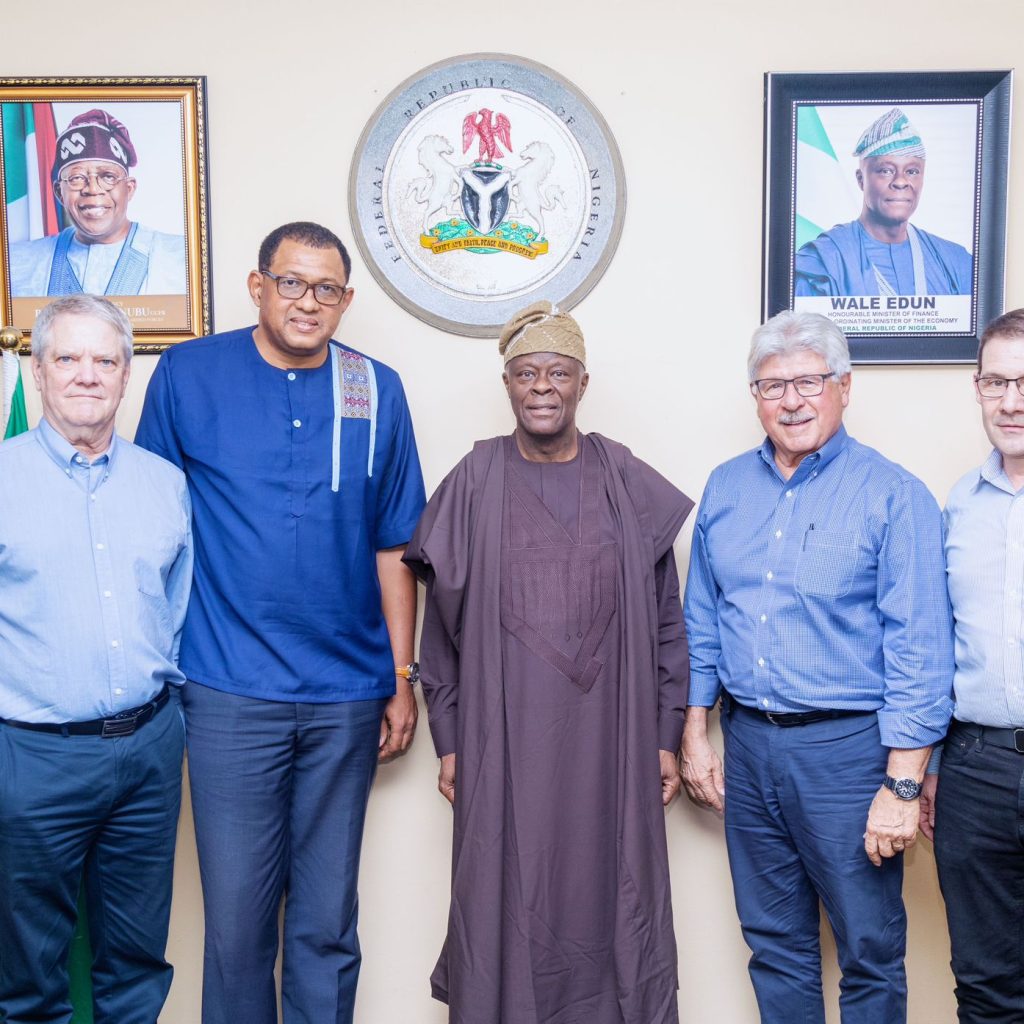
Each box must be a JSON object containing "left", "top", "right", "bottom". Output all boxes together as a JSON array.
[
  {"left": 0, "top": 685, "right": 170, "bottom": 738},
  {"left": 727, "top": 695, "right": 872, "bottom": 728},
  {"left": 949, "top": 719, "right": 1024, "bottom": 754}
]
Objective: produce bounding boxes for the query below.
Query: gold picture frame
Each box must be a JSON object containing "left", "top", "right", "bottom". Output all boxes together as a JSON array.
[{"left": 0, "top": 76, "right": 212, "bottom": 353}]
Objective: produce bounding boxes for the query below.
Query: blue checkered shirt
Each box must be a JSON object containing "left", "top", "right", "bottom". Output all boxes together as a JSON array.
[{"left": 684, "top": 426, "right": 954, "bottom": 749}]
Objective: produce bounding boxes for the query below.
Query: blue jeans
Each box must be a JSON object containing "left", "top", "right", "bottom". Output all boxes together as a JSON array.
[
  {"left": 721, "top": 698, "right": 907, "bottom": 1024},
  {"left": 935, "top": 722, "right": 1024, "bottom": 1023},
  {"left": 0, "top": 693, "right": 185, "bottom": 1024},
  {"left": 181, "top": 682, "right": 388, "bottom": 1024}
]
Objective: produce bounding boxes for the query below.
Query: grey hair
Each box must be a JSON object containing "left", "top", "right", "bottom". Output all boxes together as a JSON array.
[
  {"left": 32, "top": 294, "right": 134, "bottom": 362},
  {"left": 747, "top": 310, "right": 851, "bottom": 382}
]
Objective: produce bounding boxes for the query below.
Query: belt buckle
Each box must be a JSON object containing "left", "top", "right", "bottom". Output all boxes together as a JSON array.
[
  {"left": 765, "top": 711, "right": 783, "bottom": 726},
  {"left": 1013, "top": 729, "right": 1024, "bottom": 754},
  {"left": 101, "top": 714, "right": 140, "bottom": 738}
]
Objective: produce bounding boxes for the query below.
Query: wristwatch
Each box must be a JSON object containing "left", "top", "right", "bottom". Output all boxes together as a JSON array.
[
  {"left": 395, "top": 662, "right": 420, "bottom": 685},
  {"left": 883, "top": 775, "right": 922, "bottom": 800}
]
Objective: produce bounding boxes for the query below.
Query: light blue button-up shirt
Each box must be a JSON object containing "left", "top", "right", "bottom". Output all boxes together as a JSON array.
[
  {"left": 0, "top": 418, "right": 193, "bottom": 723},
  {"left": 945, "top": 450, "right": 1024, "bottom": 728},
  {"left": 684, "top": 426, "right": 954, "bottom": 749}
]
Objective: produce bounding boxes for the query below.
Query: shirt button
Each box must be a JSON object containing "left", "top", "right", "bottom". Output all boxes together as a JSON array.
[
  {"left": 96, "top": 543, "right": 105, "bottom": 550},
  {"left": 766, "top": 571, "right": 774, "bottom": 580},
  {"left": 758, "top": 657, "right": 765, "bottom": 667},
  {"left": 114, "top": 688, "right": 124, "bottom": 696},
  {"left": 762, "top": 698, "right": 770, "bottom": 708},
  {"left": 775, "top": 530, "right": 782, "bottom": 539},
  {"left": 786, "top": 490, "right": 793, "bottom": 498},
  {"left": 111, "top": 640, "right": 119, "bottom": 648},
  {"left": 287, "top": 372, "right": 296, "bottom": 381},
  {"left": 760, "top": 614, "right": 767, "bottom": 623},
  {"left": 293, "top": 419, "right": 302, "bottom": 428},
  {"left": 103, "top": 590, "right": 112, "bottom": 598},
  {"left": 90, "top": 494, "right": 96, "bottom": 502}
]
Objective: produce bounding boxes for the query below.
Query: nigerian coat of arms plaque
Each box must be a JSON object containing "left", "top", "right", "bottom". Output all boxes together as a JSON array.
[{"left": 349, "top": 53, "right": 625, "bottom": 336}]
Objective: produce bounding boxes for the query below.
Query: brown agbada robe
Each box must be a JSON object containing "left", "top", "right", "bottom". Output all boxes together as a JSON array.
[{"left": 404, "top": 433, "right": 693, "bottom": 1024}]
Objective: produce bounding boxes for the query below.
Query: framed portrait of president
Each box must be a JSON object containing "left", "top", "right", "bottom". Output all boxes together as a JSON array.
[
  {"left": 0, "top": 77, "right": 212, "bottom": 352},
  {"left": 762, "top": 71, "right": 1011, "bottom": 364}
]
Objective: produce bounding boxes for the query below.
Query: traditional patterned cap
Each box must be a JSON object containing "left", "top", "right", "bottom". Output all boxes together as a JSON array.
[
  {"left": 852, "top": 107, "right": 926, "bottom": 161},
  {"left": 498, "top": 301, "right": 586, "bottom": 366},
  {"left": 52, "top": 109, "right": 138, "bottom": 179}
]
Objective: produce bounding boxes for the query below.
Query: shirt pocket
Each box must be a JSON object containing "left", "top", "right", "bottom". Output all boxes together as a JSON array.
[
  {"left": 795, "top": 530, "right": 862, "bottom": 600},
  {"left": 129, "top": 536, "right": 181, "bottom": 655}
]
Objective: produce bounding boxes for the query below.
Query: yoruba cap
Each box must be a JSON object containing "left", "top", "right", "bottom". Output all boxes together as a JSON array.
[
  {"left": 852, "top": 107, "right": 926, "bottom": 161},
  {"left": 53, "top": 109, "right": 138, "bottom": 180},
  {"left": 498, "top": 301, "right": 586, "bottom": 367}
]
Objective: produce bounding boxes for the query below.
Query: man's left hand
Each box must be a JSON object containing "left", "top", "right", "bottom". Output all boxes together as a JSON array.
[
  {"left": 379, "top": 683, "right": 418, "bottom": 762},
  {"left": 864, "top": 785, "right": 919, "bottom": 866},
  {"left": 660, "top": 749, "right": 681, "bottom": 807}
]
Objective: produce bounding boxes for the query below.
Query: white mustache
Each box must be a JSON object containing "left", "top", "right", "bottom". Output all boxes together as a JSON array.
[{"left": 778, "top": 412, "right": 812, "bottom": 425}]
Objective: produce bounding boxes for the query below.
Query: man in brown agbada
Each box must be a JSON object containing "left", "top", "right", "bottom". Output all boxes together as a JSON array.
[{"left": 404, "top": 301, "right": 693, "bottom": 1023}]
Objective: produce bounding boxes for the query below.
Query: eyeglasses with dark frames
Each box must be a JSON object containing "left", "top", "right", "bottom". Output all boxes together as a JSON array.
[
  {"left": 974, "top": 374, "right": 1024, "bottom": 400},
  {"left": 261, "top": 271, "right": 349, "bottom": 306},
  {"left": 751, "top": 373, "right": 836, "bottom": 401}
]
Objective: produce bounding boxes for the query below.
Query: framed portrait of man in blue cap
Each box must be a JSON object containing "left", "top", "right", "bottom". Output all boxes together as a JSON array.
[
  {"left": 0, "top": 77, "right": 212, "bottom": 352},
  {"left": 762, "top": 71, "right": 1011, "bottom": 364}
]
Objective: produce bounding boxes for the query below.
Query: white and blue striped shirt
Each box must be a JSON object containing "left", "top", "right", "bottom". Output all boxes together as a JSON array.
[
  {"left": 685, "top": 426, "right": 954, "bottom": 749},
  {"left": 945, "top": 450, "right": 1024, "bottom": 728}
]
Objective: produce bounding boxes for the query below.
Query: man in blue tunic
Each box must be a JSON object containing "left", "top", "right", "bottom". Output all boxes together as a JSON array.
[
  {"left": 135, "top": 221, "right": 426, "bottom": 1024},
  {"left": 795, "top": 107, "right": 972, "bottom": 298},
  {"left": 10, "top": 108, "right": 186, "bottom": 297}
]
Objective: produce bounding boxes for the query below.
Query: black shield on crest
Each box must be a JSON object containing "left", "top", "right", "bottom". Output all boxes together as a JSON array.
[{"left": 460, "top": 167, "right": 511, "bottom": 234}]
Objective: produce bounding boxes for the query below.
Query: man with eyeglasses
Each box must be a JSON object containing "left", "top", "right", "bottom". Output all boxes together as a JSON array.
[
  {"left": 795, "top": 107, "right": 972, "bottom": 299},
  {"left": 682, "top": 310, "right": 953, "bottom": 1024},
  {"left": 135, "top": 221, "right": 425, "bottom": 1024},
  {"left": 10, "top": 108, "right": 187, "bottom": 298},
  {"left": 921, "top": 309, "right": 1024, "bottom": 1022}
]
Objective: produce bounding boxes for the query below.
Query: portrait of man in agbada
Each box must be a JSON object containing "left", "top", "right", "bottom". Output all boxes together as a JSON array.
[
  {"left": 9, "top": 107, "right": 187, "bottom": 298},
  {"left": 795, "top": 107, "right": 973, "bottom": 299}
]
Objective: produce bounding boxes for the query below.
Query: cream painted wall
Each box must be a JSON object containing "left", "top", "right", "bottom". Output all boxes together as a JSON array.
[{"left": 6, "top": 1, "right": 1020, "bottom": 1021}]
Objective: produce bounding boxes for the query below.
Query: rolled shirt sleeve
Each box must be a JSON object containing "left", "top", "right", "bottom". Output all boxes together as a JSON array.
[{"left": 875, "top": 478, "right": 955, "bottom": 748}]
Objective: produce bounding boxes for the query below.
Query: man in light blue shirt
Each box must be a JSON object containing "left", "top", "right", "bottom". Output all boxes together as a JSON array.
[
  {"left": 923, "top": 308, "right": 1024, "bottom": 1022},
  {"left": 682, "top": 310, "right": 953, "bottom": 1024},
  {"left": 0, "top": 294, "right": 192, "bottom": 1024}
]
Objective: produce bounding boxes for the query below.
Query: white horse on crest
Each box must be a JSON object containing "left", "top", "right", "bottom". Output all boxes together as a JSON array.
[
  {"left": 509, "top": 141, "right": 565, "bottom": 237},
  {"left": 407, "top": 135, "right": 461, "bottom": 233}
]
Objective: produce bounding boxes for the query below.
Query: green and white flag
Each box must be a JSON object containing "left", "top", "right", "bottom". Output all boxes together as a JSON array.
[
  {"left": 4, "top": 103, "right": 43, "bottom": 243},
  {"left": 2, "top": 100, "right": 60, "bottom": 244},
  {"left": 2, "top": 348, "right": 28, "bottom": 440},
  {"left": 795, "top": 106, "right": 858, "bottom": 251}
]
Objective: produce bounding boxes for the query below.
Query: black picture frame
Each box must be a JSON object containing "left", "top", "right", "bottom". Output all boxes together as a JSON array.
[{"left": 763, "top": 71, "right": 1011, "bottom": 364}]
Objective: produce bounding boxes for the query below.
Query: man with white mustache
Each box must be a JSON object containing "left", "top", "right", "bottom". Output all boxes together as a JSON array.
[
  {"left": 923, "top": 309, "right": 1024, "bottom": 1022},
  {"left": 682, "top": 310, "right": 953, "bottom": 1024}
]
